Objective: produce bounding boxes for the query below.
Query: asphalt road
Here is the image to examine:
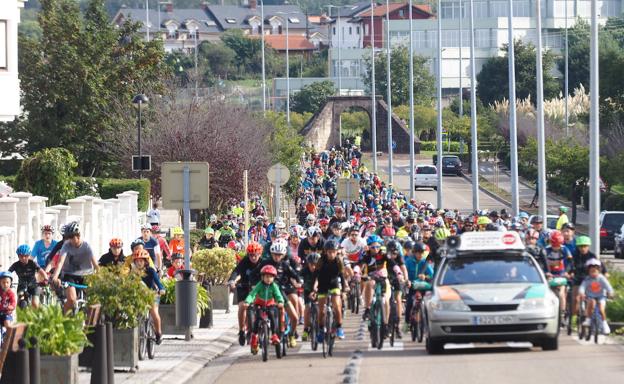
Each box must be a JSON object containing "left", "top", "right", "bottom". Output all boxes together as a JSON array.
[{"left": 187, "top": 307, "right": 624, "bottom": 384}]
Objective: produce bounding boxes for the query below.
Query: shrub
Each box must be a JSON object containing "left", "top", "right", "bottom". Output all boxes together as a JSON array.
[
  {"left": 605, "top": 193, "right": 624, "bottom": 211},
  {"left": 192, "top": 248, "right": 237, "bottom": 285},
  {"left": 160, "top": 277, "right": 211, "bottom": 315},
  {"left": 0, "top": 175, "right": 16, "bottom": 187},
  {"left": 73, "top": 176, "right": 100, "bottom": 197},
  {"left": 190, "top": 229, "right": 205, "bottom": 249},
  {"left": 420, "top": 141, "right": 461, "bottom": 152},
  {"left": 85, "top": 265, "right": 154, "bottom": 330},
  {"left": 15, "top": 148, "right": 77, "bottom": 204},
  {"left": 17, "top": 305, "right": 89, "bottom": 356},
  {"left": 99, "top": 178, "right": 150, "bottom": 211},
  {"left": 606, "top": 269, "right": 624, "bottom": 322}
]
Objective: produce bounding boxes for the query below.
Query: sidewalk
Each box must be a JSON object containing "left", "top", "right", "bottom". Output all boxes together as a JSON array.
[{"left": 78, "top": 308, "right": 238, "bottom": 384}]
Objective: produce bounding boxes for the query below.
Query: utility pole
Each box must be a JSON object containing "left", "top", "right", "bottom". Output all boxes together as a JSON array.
[
  {"left": 589, "top": 0, "right": 600, "bottom": 255},
  {"left": 564, "top": 0, "right": 569, "bottom": 136},
  {"left": 507, "top": 0, "right": 519, "bottom": 217},
  {"left": 261, "top": 0, "right": 267, "bottom": 114},
  {"left": 458, "top": 0, "right": 463, "bottom": 117},
  {"left": 370, "top": 0, "right": 378, "bottom": 172},
  {"left": 386, "top": 0, "right": 393, "bottom": 184},
  {"left": 536, "top": 0, "right": 548, "bottom": 220},
  {"left": 469, "top": 0, "right": 479, "bottom": 212},
  {"left": 436, "top": 0, "right": 443, "bottom": 208},
  {"left": 408, "top": 0, "right": 415, "bottom": 199}
]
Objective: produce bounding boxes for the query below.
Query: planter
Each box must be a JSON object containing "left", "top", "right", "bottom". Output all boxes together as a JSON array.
[
  {"left": 209, "top": 284, "right": 231, "bottom": 311},
  {"left": 160, "top": 304, "right": 198, "bottom": 336},
  {"left": 608, "top": 321, "right": 624, "bottom": 333},
  {"left": 78, "top": 332, "right": 96, "bottom": 367},
  {"left": 41, "top": 354, "right": 79, "bottom": 384},
  {"left": 112, "top": 327, "right": 139, "bottom": 371}
]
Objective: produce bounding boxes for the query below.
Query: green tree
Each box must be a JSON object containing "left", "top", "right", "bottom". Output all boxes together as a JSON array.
[
  {"left": 341, "top": 110, "right": 370, "bottom": 138},
  {"left": 199, "top": 42, "right": 236, "bottom": 80},
  {"left": 290, "top": 80, "right": 335, "bottom": 114},
  {"left": 477, "top": 40, "right": 560, "bottom": 106},
  {"left": 15, "top": 148, "right": 77, "bottom": 204},
  {"left": 364, "top": 46, "right": 435, "bottom": 106},
  {"left": 393, "top": 104, "right": 437, "bottom": 139}
]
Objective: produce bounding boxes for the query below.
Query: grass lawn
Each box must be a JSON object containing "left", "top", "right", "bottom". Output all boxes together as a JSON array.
[{"left": 613, "top": 184, "right": 624, "bottom": 195}]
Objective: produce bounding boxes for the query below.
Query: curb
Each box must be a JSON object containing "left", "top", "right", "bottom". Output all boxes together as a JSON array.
[
  {"left": 460, "top": 173, "right": 512, "bottom": 209},
  {"left": 151, "top": 326, "right": 238, "bottom": 384}
]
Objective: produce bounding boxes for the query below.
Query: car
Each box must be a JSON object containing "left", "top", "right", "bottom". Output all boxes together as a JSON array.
[
  {"left": 614, "top": 224, "right": 624, "bottom": 259},
  {"left": 441, "top": 155, "right": 462, "bottom": 176},
  {"left": 424, "top": 231, "right": 560, "bottom": 354},
  {"left": 414, "top": 164, "right": 438, "bottom": 190},
  {"left": 528, "top": 214, "right": 559, "bottom": 230},
  {"left": 599, "top": 211, "right": 624, "bottom": 251}
]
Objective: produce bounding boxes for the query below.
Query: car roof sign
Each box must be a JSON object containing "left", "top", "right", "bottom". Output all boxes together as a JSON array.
[{"left": 456, "top": 231, "right": 525, "bottom": 252}]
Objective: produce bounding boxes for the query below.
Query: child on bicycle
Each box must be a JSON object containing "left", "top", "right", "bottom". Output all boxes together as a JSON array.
[
  {"left": 133, "top": 250, "right": 166, "bottom": 344},
  {"left": 314, "top": 240, "right": 348, "bottom": 342},
  {"left": 545, "top": 230, "right": 573, "bottom": 314},
  {"left": 244, "top": 265, "right": 284, "bottom": 354},
  {"left": 167, "top": 254, "right": 185, "bottom": 279},
  {"left": 301, "top": 252, "right": 320, "bottom": 342},
  {"left": 405, "top": 242, "right": 433, "bottom": 325},
  {"left": 0, "top": 272, "right": 16, "bottom": 328},
  {"left": 579, "top": 259, "right": 614, "bottom": 334},
  {"left": 9, "top": 244, "right": 48, "bottom": 308}
]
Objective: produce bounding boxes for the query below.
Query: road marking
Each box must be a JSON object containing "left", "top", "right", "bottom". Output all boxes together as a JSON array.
[
  {"left": 367, "top": 341, "right": 404, "bottom": 351},
  {"left": 297, "top": 342, "right": 314, "bottom": 354}
]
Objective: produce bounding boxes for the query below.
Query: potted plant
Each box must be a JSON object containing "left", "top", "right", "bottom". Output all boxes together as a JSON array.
[
  {"left": 86, "top": 265, "right": 153, "bottom": 371},
  {"left": 160, "top": 277, "right": 211, "bottom": 333},
  {"left": 192, "top": 248, "right": 237, "bottom": 310},
  {"left": 18, "top": 305, "right": 89, "bottom": 384}
]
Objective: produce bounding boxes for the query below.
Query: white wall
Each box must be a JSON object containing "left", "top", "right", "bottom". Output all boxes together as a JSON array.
[
  {"left": 330, "top": 17, "right": 363, "bottom": 49},
  {"left": 0, "top": 0, "right": 25, "bottom": 122}
]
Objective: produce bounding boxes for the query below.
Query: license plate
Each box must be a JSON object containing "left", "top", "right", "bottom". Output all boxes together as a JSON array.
[{"left": 472, "top": 315, "right": 516, "bottom": 325}]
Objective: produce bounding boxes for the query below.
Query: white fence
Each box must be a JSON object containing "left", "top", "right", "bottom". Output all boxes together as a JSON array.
[{"left": 0, "top": 191, "right": 140, "bottom": 270}]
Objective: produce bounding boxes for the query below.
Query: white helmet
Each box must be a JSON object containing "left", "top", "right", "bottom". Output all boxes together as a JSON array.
[
  {"left": 270, "top": 240, "right": 288, "bottom": 255},
  {"left": 275, "top": 219, "right": 286, "bottom": 229}
]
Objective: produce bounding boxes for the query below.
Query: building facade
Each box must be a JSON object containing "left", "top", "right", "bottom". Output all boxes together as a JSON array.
[{"left": 0, "top": 0, "right": 25, "bottom": 122}]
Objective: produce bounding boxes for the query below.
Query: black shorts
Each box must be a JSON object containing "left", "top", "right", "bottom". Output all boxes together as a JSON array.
[
  {"left": 61, "top": 274, "right": 86, "bottom": 287},
  {"left": 282, "top": 284, "right": 297, "bottom": 296},
  {"left": 18, "top": 285, "right": 41, "bottom": 298},
  {"left": 236, "top": 287, "right": 250, "bottom": 303}
]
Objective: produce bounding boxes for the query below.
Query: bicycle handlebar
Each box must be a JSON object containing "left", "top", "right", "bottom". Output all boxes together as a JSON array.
[{"left": 62, "top": 281, "right": 88, "bottom": 290}]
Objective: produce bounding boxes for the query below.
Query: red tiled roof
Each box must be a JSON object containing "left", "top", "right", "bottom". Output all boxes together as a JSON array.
[
  {"left": 262, "top": 34, "right": 316, "bottom": 51},
  {"left": 360, "top": 3, "right": 432, "bottom": 17}
]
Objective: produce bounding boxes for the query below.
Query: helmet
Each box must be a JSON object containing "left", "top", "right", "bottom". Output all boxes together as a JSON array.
[
  {"left": 386, "top": 240, "right": 401, "bottom": 253},
  {"left": 576, "top": 235, "right": 591, "bottom": 247},
  {"left": 510, "top": 222, "right": 523, "bottom": 231},
  {"left": 530, "top": 215, "right": 543, "bottom": 224},
  {"left": 204, "top": 227, "right": 215, "bottom": 235},
  {"left": 412, "top": 242, "right": 427, "bottom": 253},
  {"left": 141, "top": 223, "right": 152, "bottom": 231},
  {"left": 307, "top": 226, "right": 322, "bottom": 238},
  {"left": 340, "top": 222, "right": 352, "bottom": 232},
  {"left": 223, "top": 220, "right": 232, "bottom": 227},
  {"left": 16, "top": 244, "right": 31, "bottom": 256},
  {"left": 434, "top": 227, "right": 451, "bottom": 241},
  {"left": 0, "top": 271, "right": 12, "bottom": 282},
  {"left": 151, "top": 224, "right": 160, "bottom": 232},
  {"left": 561, "top": 222, "right": 576, "bottom": 231},
  {"left": 319, "top": 218, "right": 330, "bottom": 226},
  {"left": 367, "top": 234, "right": 383, "bottom": 245},
  {"left": 559, "top": 206, "right": 569, "bottom": 213},
  {"left": 134, "top": 250, "right": 151, "bottom": 260},
  {"left": 260, "top": 265, "right": 278, "bottom": 277},
  {"left": 585, "top": 258, "right": 601, "bottom": 269},
  {"left": 403, "top": 240, "right": 414, "bottom": 251},
  {"left": 275, "top": 220, "right": 286, "bottom": 229},
  {"left": 172, "top": 253, "right": 184, "bottom": 260},
  {"left": 270, "top": 241, "right": 288, "bottom": 255},
  {"left": 65, "top": 221, "right": 80, "bottom": 236},
  {"left": 289, "top": 225, "right": 304, "bottom": 238},
  {"left": 209, "top": 214, "right": 218, "bottom": 222},
  {"left": 323, "top": 240, "right": 340, "bottom": 251},
  {"left": 41, "top": 224, "right": 55, "bottom": 233},
  {"left": 477, "top": 216, "right": 491, "bottom": 226},
  {"left": 306, "top": 252, "right": 321, "bottom": 264},
  {"left": 519, "top": 212, "right": 530, "bottom": 219},
  {"left": 130, "top": 239, "right": 145, "bottom": 250},
  {"left": 172, "top": 227, "right": 184, "bottom": 235},
  {"left": 444, "top": 211, "right": 456, "bottom": 219},
  {"left": 549, "top": 230, "right": 564, "bottom": 247},
  {"left": 109, "top": 238, "right": 123, "bottom": 248},
  {"left": 306, "top": 214, "right": 316, "bottom": 222},
  {"left": 246, "top": 241, "right": 263, "bottom": 255}
]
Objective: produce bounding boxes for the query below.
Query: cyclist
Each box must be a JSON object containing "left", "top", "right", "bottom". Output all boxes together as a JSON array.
[
  {"left": 431, "top": 226, "right": 451, "bottom": 267},
  {"left": 166, "top": 254, "right": 185, "bottom": 279},
  {"left": 572, "top": 236, "right": 608, "bottom": 317},
  {"left": 556, "top": 206, "right": 570, "bottom": 230},
  {"left": 227, "top": 241, "right": 263, "bottom": 346},
  {"left": 51, "top": 221, "right": 99, "bottom": 314},
  {"left": 32, "top": 225, "right": 58, "bottom": 268},
  {"left": 314, "top": 240, "right": 347, "bottom": 342},
  {"left": 132, "top": 250, "right": 165, "bottom": 344},
  {"left": 404, "top": 242, "right": 433, "bottom": 327},
  {"left": 544, "top": 230, "right": 573, "bottom": 316},
  {"left": 196, "top": 227, "right": 218, "bottom": 250},
  {"left": 217, "top": 221, "right": 237, "bottom": 248},
  {"left": 525, "top": 229, "right": 548, "bottom": 273},
  {"left": 386, "top": 240, "right": 407, "bottom": 338},
  {"left": 298, "top": 226, "right": 325, "bottom": 261},
  {"left": 0, "top": 271, "right": 16, "bottom": 329},
  {"left": 579, "top": 259, "right": 614, "bottom": 334},
  {"left": 138, "top": 225, "right": 163, "bottom": 273},
  {"left": 561, "top": 222, "right": 577, "bottom": 256},
  {"left": 98, "top": 238, "right": 125, "bottom": 267},
  {"left": 152, "top": 225, "right": 172, "bottom": 268},
  {"left": 244, "top": 265, "right": 285, "bottom": 354},
  {"left": 301, "top": 252, "right": 320, "bottom": 342},
  {"left": 169, "top": 227, "right": 185, "bottom": 255},
  {"left": 9, "top": 244, "right": 48, "bottom": 308},
  {"left": 530, "top": 216, "right": 549, "bottom": 247}
]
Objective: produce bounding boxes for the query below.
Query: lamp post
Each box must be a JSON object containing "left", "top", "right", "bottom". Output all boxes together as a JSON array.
[
  {"left": 327, "top": 5, "right": 343, "bottom": 95},
  {"left": 408, "top": 0, "right": 415, "bottom": 198},
  {"left": 261, "top": 0, "right": 267, "bottom": 113},
  {"left": 386, "top": 0, "right": 393, "bottom": 184},
  {"left": 370, "top": 0, "right": 378, "bottom": 172},
  {"left": 589, "top": 0, "right": 600, "bottom": 254},
  {"left": 564, "top": 0, "right": 569, "bottom": 136},
  {"left": 458, "top": 0, "right": 463, "bottom": 117},
  {"left": 507, "top": 0, "right": 520, "bottom": 217},
  {"left": 536, "top": 0, "right": 547, "bottom": 221},
  {"left": 145, "top": 0, "right": 150, "bottom": 42},
  {"left": 276, "top": 12, "right": 298, "bottom": 126},
  {"left": 469, "top": 0, "right": 479, "bottom": 212},
  {"left": 132, "top": 94, "right": 149, "bottom": 179},
  {"left": 436, "top": 0, "right": 443, "bottom": 208}
]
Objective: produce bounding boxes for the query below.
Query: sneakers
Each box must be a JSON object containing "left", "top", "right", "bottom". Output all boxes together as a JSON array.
[
  {"left": 155, "top": 333, "right": 162, "bottom": 345},
  {"left": 271, "top": 334, "right": 281, "bottom": 345},
  {"left": 298, "top": 317, "right": 304, "bottom": 326},
  {"left": 250, "top": 333, "right": 259, "bottom": 354},
  {"left": 602, "top": 320, "right": 611, "bottom": 335},
  {"left": 336, "top": 327, "right": 345, "bottom": 339},
  {"left": 238, "top": 330, "right": 246, "bottom": 346},
  {"left": 317, "top": 332, "right": 324, "bottom": 344},
  {"left": 582, "top": 318, "right": 591, "bottom": 327},
  {"left": 396, "top": 326, "right": 402, "bottom": 339},
  {"left": 288, "top": 335, "right": 297, "bottom": 347},
  {"left": 362, "top": 308, "right": 370, "bottom": 321},
  {"left": 301, "top": 329, "right": 309, "bottom": 342}
]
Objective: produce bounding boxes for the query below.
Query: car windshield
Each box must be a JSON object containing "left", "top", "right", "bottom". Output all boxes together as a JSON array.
[
  {"left": 443, "top": 158, "right": 458, "bottom": 165},
  {"left": 417, "top": 166, "right": 436, "bottom": 174},
  {"left": 602, "top": 213, "right": 624, "bottom": 230},
  {"left": 439, "top": 255, "right": 543, "bottom": 285}
]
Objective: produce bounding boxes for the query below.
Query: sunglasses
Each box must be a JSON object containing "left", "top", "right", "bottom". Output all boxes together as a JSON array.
[{"left": 370, "top": 245, "right": 381, "bottom": 249}]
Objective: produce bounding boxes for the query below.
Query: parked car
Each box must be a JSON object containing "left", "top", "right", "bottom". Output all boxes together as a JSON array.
[
  {"left": 614, "top": 224, "right": 624, "bottom": 259},
  {"left": 415, "top": 165, "right": 438, "bottom": 190},
  {"left": 599, "top": 211, "right": 624, "bottom": 251}
]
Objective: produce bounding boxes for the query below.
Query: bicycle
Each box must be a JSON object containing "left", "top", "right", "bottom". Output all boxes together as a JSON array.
[
  {"left": 61, "top": 281, "right": 88, "bottom": 315},
  {"left": 138, "top": 314, "right": 156, "bottom": 360},
  {"left": 564, "top": 283, "right": 574, "bottom": 336},
  {"left": 368, "top": 275, "right": 387, "bottom": 350},
  {"left": 409, "top": 281, "right": 431, "bottom": 343},
  {"left": 277, "top": 308, "right": 290, "bottom": 359},
  {"left": 308, "top": 299, "right": 319, "bottom": 351},
  {"left": 348, "top": 274, "right": 361, "bottom": 315},
  {"left": 388, "top": 283, "right": 400, "bottom": 347},
  {"left": 320, "top": 295, "right": 337, "bottom": 358},
  {"left": 576, "top": 297, "right": 587, "bottom": 340},
  {"left": 548, "top": 276, "right": 568, "bottom": 331},
  {"left": 251, "top": 305, "right": 280, "bottom": 362},
  {"left": 583, "top": 298, "right": 607, "bottom": 344}
]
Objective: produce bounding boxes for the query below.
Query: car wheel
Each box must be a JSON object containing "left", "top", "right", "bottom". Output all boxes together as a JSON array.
[
  {"left": 433, "top": 187, "right": 438, "bottom": 191},
  {"left": 540, "top": 336, "right": 559, "bottom": 351},
  {"left": 425, "top": 337, "right": 445, "bottom": 355},
  {"left": 456, "top": 171, "right": 462, "bottom": 176}
]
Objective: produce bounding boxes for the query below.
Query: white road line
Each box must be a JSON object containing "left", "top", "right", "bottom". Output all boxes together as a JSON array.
[{"left": 367, "top": 341, "right": 404, "bottom": 351}]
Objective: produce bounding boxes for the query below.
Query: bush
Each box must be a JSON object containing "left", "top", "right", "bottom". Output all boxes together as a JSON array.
[
  {"left": 15, "top": 148, "right": 77, "bottom": 205},
  {"left": 189, "top": 229, "right": 205, "bottom": 249},
  {"left": 0, "top": 175, "right": 16, "bottom": 187},
  {"left": 85, "top": 266, "right": 154, "bottom": 330},
  {"left": 73, "top": 177, "right": 100, "bottom": 197},
  {"left": 17, "top": 305, "right": 89, "bottom": 356},
  {"left": 606, "top": 269, "right": 624, "bottom": 322},
  {"left": 160, "top": 277, "right": 211, "bottom": 315},
  {"left": 420, "top": 141, "right": 461, "bottom": 152},
  {"left": 99, "top": 178, "right": 150, "bottom": 211},
  {"left": 605, "top": 193, "right": 624, "bottom": 211},
  {"left": 192, "top": 248, "right": 237, "bottom": 285}
]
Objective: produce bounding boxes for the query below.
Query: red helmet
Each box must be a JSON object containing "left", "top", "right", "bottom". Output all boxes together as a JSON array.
[
  {"left": 260, "top": 265, "right": 278, "bottom": 277},
  {"left": 227, "top": 240, "right": 237, "bottom": 250},
  {"left": 246, "top": 241, "right": 263, "bottom": 255},
  {"left": 319, "top": 218, "right": 330, "bottom": 226},
  {"left": 109, "top": 238, "right": 123, "bottom": 248},
  {"left": 550, "top": 230, "right": 564, "bottom": 247}
]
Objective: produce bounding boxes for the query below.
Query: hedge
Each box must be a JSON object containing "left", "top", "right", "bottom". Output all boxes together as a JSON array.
[
  {"left": 0, "top": 175, "right": 16, "bottom": 187},
  {"left": 420, "top": 141, "right": 463, "bottom": 153},
  {"left": 99, "top": 178, "right": 150, "bottom": 211},
  {"left": 582, "top": 189, "right": 624, "bottom": 211}
]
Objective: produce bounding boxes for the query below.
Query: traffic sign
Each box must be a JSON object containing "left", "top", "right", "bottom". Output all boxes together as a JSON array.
[
  {"left": 336, "top": 178, "right": 360, "bottom": 202},
  {"left": 161, "top": 162, "right": 210, "bottom": 209},
  {"left": 267, "top": 163, "right": 290, "bottom": 186}
]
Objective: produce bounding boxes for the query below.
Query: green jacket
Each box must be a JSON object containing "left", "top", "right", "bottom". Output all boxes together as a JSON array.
[{"left": 245, "top": 281, "right": 284, "bottom": 306}]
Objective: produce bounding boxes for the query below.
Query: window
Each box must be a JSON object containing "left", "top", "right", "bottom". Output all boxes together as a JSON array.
[
  {"left": 278, "top": 25, "right": 283, "bottom": 34},
  {"left": 601, "top": 0, "right": 621, "bottom": 17},
  {"left": 365, "top": 24, "right": 369, "bottom": 36},
  {"left": 439, "top": 256, "right": 543, "bottom": 285},
  {"left": 167, "top": 27, "right": 178, "bottom": 39},
  {"left": 349, "top": 26, "right": 352, "bottom": 35},
  {"left": 333, "top": 26, "right": 336, "bottom": 35},
  {"left": 204, "top": 20, "right": 216, "bottom": 27},
  {"left": 0, "top": 20, "right": 6, "bottom": 70},
  {"left": 357, "top": 26, "right": 360, "bottom": 34},
  {"left": 442, "top": 29, "right": 459, "bottom": 47},
  {"left": 472, "top": 1, "right": 488, "bottom": 18},
  {"left": 412, "top": 30, "right": 426, "bottom": 49},
  {"left": 512, "top": 0, "right": 531, "bottom": 17},
  {"left": 288, "top": 17, "right": 300, "bottom": 23},
  {"left": 490, "top": 1, "right": 507, "bottom": 17},
  {"left": 188, "top": 29, "right": 197, "bottom": 39},
  {"left": 475, "top": 29, "right": 491, "bottom": 48},
  {"left": 225, "top": 18, "right": 236, "bottom": 24},
  {"left": 399, "top": 9, "right": 405, "bottom": 17}
]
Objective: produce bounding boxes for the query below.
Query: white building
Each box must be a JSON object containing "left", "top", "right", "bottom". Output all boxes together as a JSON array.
[{"left": 0, "top": 0, "right": 25, "bottom": 122}]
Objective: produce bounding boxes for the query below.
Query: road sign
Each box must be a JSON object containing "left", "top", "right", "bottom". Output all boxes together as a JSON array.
[
  {"left": 336, "top": 178, "right": 360, "bottom": 202},
  {"left": 267, "top": 163, "right": 290, "bottom": 186},
  {"left": 161, "top": 162, "right": 210, "bottom": 209},
  {"left": 132, "top": 155, "right": 151, "bottom": 171}
]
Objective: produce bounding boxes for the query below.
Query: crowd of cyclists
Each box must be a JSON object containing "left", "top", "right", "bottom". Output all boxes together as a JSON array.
[{"left": 0, "top": 144, "right": 616, "bottom": 357}]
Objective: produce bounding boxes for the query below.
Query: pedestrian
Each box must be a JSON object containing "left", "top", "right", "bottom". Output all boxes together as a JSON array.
[
  {"left": 530, "top": 178, "right": 539, "bottom": 208},
  {"left": 147, "top": 203, "right": 161, "bottom": 227}
]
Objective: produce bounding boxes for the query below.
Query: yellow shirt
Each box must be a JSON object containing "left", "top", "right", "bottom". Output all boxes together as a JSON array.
[{"left": 556, "top": 214, "right": 569, "bottom": 230}]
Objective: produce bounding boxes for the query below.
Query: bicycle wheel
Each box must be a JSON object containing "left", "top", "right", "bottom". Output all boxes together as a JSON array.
[
  {"left": 374, "top": 301, "right": 384, "bottom": 350},
  {"left": 369, "top": 301, "right": 379, "bottom": 348},
  {"left": 389, "top": 298, "right": 396, "bottom": 347},
  {"left": 138, "top": 318, "right": 147, "bottom": 361},
  {"left": 354, "top": 282, "right": 360, "bottom": 314},
  {"left": 417, "top": 305, "right": 425, "bottom": 343},
  {"left": 147, "top": 319, "right": 156, "bottom": 359},
  {"left": 566, "top": 287, "right": 573, "bottom": 336},
  {"left": 593, "top": 314, "right": 599, "bottom": 344},
  {"left": 327, "top": 306, "right": 334, "bottom": 357},
  {"left": 261, "top": 322, "right": 269, "bottom": 362},
  {"left": 310, "top": 304, "right": 318, "bottom": 351}
]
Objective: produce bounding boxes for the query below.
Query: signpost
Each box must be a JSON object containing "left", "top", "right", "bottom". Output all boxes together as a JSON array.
[
  {"left": 267, "top": 163, "right": 290, "bottom": 220},
  {"left": 336, "top": 178, "right": 360, "bottom": 218}
]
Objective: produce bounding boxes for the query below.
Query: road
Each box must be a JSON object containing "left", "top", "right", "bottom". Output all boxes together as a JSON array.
[{"left": 187, "top": 307, "right": 624, "bottom": 384}]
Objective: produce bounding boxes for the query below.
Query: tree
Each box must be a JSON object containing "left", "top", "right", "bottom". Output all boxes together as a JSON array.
[
  {"left": 363, "top": 46, "right": 435, "bottom": 106},
  {"left": 290, "top": 81, "right": 335, "bottom": 114},
  {"left": 477, "top": 40, "right": 560, "bottom": 106},
  {"left": 15, "top": 148, "right": 77, "bottom": 205},
  {"left": 199, "top": 42, "right": 236, "bottom": 80},
  {"left": 17, "top": 0, "right": 167, "bottom": 176}
]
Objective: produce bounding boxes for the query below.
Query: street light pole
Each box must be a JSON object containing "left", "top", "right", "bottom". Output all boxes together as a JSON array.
[
  {"left": 536, "top": 0, "right": 547, "bottom": 221},
  {"left": 194, "top": 29, "right": 198, "bottom": 99},
  {"left": 408, "top": 0, "right": 415, "bottom": 199},
  {"left": 458, "top": 0, "right": 463, "bottom": 117},
  {"left": 589, "top": 0, "right": 600, "bottom": 255},
  {"left": 285, "top": 15, "right": 290, "bottom": 126},
  {"left": 370, "top": 0, "right": 378, "bottom": 172},
  {"left": 564, "top": 0, "right": 569, "bottom": 136},
  {"left": 261, "top": 0, "right": 267, "bottom": 114},
  {"left": 133, "top": 94, "right": 148, "bottom": 179},
  {"left": 338, "top": 7, "right": 342, "bottom": 94},
  {"left": 436, "top": 0, "right": 443, "bottom": 208},
  {"left": 507, "top": 0, "right": 519, "bottom": 217},
  {"left": 145, "top": 0, "right": 150, "bottom": 42},
  {"left": 386, "top": 0, "right": 393, "bottom": 184},
  {"left": 469, "top": 0, "right": 479, "bottom": 212}
]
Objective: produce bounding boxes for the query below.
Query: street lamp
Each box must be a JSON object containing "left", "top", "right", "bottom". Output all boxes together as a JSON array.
[
  {"left": 507, "top": 0, "right": 520, "bottom": 217},
  {"left": 145, "top": 0, "right": 150, "bottom": 42},
  {"left": 132, "top": 94, "right": 149, "bottom": 179},
  {"left": 370, "top": 0, "right": 378, "bottom": 172},
  {"left": 436, "top": 0, "right": 443, "bottom": 208},
  {"left": 260, "top": 0, "right": 267, "bottom": 113},
  {"left": 408, "top": 0, "right": 415, "bottom": 198},
  {"left": 385, "top": 0, "right": 393, "bottom": 184},
  {"left": 535, "top": 0, "right": 548, "bottom": 221},
  {"left": 326, "top": 5, "right": 342, "bottom": 95},
  {"left": 276, "top": 11, "right": 299, "bottom": 126},
  {"left": 468, "top": 0, "right": 479, "bottom": 212}
]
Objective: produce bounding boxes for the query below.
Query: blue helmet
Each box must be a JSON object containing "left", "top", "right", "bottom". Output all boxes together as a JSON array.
[
  {"left": 519, "top": 212, "right": 530, "bottom": 219},
  {"left": 367, "top": 234, "right": 383, "bottom": 246},
  {"left": 16, "top": 244, "right": 31, "bottom": 256},
  {"left": 0, "top": 271, "right": 12, "bottom": 282}
]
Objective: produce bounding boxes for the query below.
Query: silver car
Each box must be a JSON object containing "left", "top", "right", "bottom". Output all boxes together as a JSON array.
[{"left": 424, "top": 231, "right": 560, "bottom": 354}]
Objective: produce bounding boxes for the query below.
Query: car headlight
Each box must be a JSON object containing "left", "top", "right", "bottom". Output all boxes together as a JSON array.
[
  {"left": 518, "top": 297, "right": 557, "bottom": 310},
  {"left": 430, "top": 299, "right": 471, "bottom": 312}
]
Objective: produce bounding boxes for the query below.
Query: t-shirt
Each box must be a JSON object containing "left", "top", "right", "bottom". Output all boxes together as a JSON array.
[
  {"left": 579, "top": 275, "right": 614, "bottom": 299},
  {"left": 60, "top": 241, "right": 94, "bottom": 276},
  {"left": 146, "top": 209, "right": 161, "bottom": 224},
  {"left": 341, "top": 237, "right": 367, "bottom": 263},
  {"left": 32, "top": 239, "right": 58, "bottom": 268},
  {"left": 138, "top": 236, "right": 161, "bottom": 263},
  {"left": 9, "top": 260, "right": 41, "bottom": 290},
  {"left": 169, "top": 238, "right": 185, "bottom": 254}
]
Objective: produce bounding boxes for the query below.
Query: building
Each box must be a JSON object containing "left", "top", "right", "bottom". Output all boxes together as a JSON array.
[
  {"left": 358, "top": 2, "right": 433, "bottom": 48},
  {"left": 262, "top": 34, "right": 317, "bottom": 58},
  {"left": 0, "top": 0, "right": 25, "bottom": 122}
]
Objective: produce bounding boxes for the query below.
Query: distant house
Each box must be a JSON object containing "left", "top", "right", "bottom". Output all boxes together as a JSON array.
[
  {"left": 358, "top": 2, "right": 433, "bottom": 48},
  {"left": 1, "top": 0, "right": 26, "bottom": 122},
  {"left": 261, "top": 34, "right": 317, "bottom": 58}
]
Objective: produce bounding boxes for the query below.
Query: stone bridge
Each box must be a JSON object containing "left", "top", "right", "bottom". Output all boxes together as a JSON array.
[{"left": 300, "top": 96, "right": 421, "bottom": 154}]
